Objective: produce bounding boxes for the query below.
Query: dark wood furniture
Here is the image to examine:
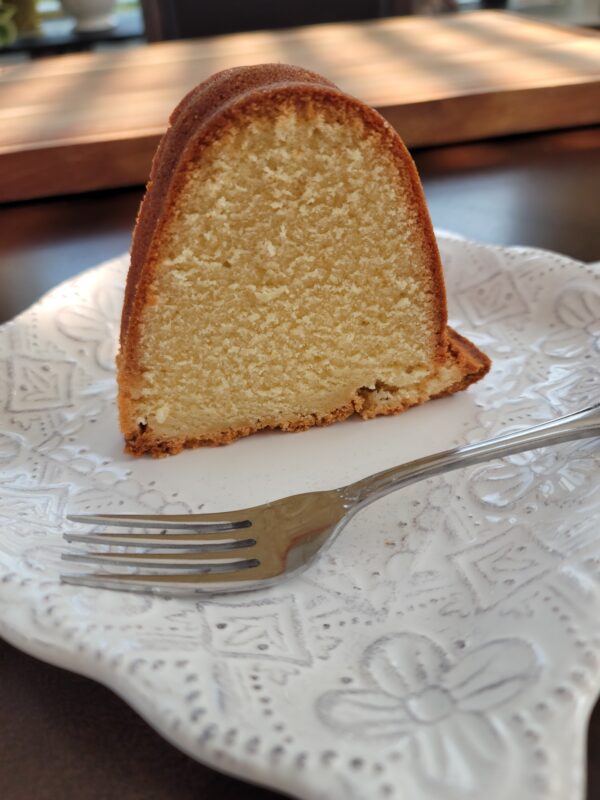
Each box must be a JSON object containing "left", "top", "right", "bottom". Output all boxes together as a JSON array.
[
  {"left": 1, "top": 124, "right": 599, "bottom": 799},
  {"left": 140, "top": 0, "right": 406, "bottom": 42}
]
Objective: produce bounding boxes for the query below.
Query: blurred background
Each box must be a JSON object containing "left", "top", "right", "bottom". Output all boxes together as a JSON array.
[{"left": 1, "top": 0, "right": 598, "bottom": 61}]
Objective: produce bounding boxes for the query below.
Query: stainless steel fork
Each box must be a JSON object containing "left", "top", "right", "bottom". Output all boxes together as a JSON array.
[{"left": 63, "top": 402, "right": 600, "bottom": 596}]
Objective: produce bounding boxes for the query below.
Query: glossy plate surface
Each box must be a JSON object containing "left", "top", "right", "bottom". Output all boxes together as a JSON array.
[{"left": 0, "top": 234, "right": 598, "bottom": 800}]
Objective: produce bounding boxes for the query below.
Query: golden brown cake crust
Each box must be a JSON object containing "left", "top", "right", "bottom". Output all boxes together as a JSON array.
[
  {"left": 120, "top": 65, "right": 447, "bottom": 348},
  {"left": 120, "top": 65, "right": 336, "bottom": 345},
  {"left": 118, "top": 64, "right": 482, "bottom": 457}
]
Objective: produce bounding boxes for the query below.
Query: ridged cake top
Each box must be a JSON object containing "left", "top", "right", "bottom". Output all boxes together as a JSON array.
[
  {"left": 121, "top": 63, "right": 443, "bottom": 350},
  {"left": 122, "top": 65, "right": 343, "bottom": 342}
]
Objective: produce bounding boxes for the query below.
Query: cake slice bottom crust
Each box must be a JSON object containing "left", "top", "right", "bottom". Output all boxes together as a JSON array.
[{"left": 124, "top": 328, "right": 490, "bottom": 457}]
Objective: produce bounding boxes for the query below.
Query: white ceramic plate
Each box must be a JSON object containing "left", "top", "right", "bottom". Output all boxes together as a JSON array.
[{"left": 0, "top": 233, "right": 598, "bottom": 800}]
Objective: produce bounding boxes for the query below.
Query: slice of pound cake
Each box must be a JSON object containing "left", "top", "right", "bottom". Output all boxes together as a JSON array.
[{"left": 118, "top": 64, "right": 490, "bottom": 457}]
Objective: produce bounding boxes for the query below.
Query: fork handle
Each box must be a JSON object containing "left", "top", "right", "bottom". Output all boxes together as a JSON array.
[{"left": 343, "top": 402, "right": 600, "bottom": 509}]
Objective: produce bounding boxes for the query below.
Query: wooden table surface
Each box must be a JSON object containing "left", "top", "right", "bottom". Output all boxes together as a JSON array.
[
  {"left": 2, "top": 10, "right": 600, "bottom": 202},
  {"left": 1, "top": 126, "right": 600, "bottom": 799}
]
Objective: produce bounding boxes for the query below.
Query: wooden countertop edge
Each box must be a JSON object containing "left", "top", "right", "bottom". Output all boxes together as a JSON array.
[{"left": 2, "top": 82, "right": 600, "bottom": 204}]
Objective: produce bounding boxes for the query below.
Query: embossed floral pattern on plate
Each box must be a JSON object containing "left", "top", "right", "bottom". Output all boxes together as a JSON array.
[{"left": 0, "top": 235, "right": 598, "bottom": 800}]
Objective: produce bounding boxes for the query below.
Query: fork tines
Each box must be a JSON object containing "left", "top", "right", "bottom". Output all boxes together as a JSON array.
[
  {"left": 61, "top": 512, "right": 263, "bottom": 594},
  {"left": 67, "top": 512, "right": 252, "bottom": 531}
]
